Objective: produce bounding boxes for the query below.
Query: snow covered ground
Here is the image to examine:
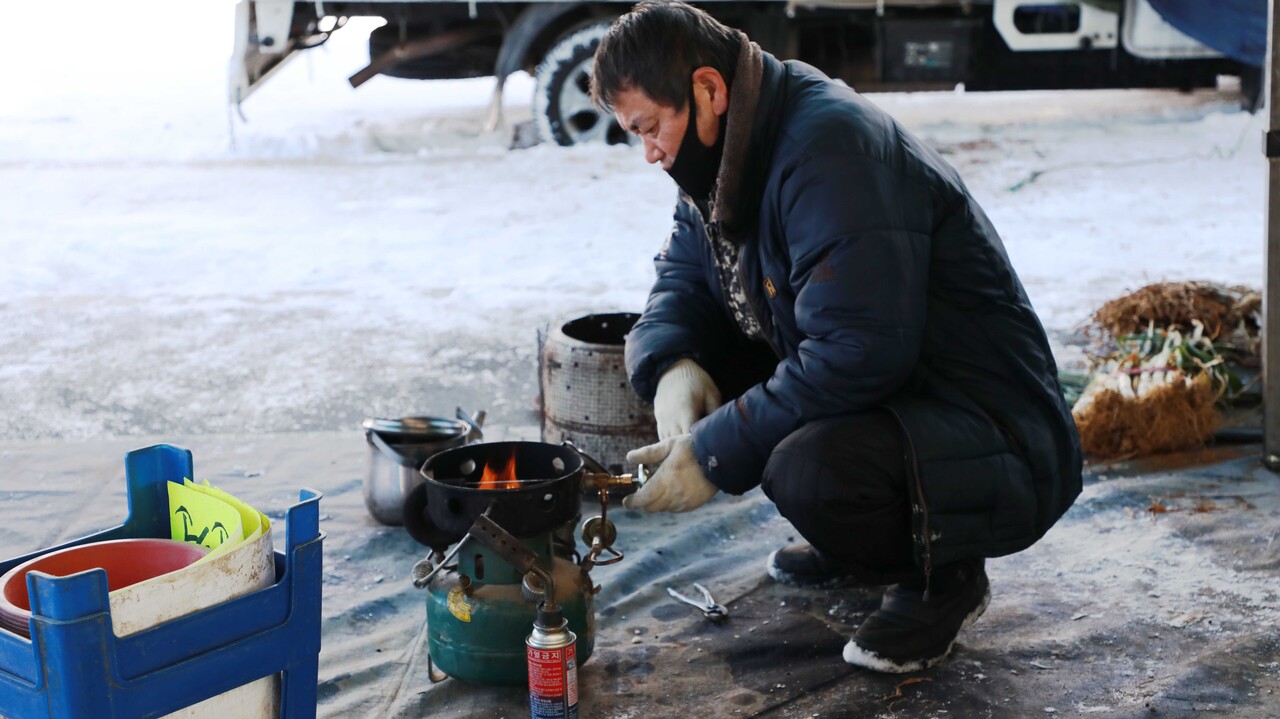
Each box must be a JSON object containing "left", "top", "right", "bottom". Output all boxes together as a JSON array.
[{"left": 0, "top": 1, "right": 1266, "bottom": 440}]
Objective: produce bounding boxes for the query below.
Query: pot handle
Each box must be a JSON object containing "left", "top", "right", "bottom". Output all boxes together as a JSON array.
[
  {"left": 456, "top": 406, "right": 486, "bottom": 445},
  {"left": 562, "top": 440, "right": 642, "bottom": 500},
  {"left": 562, "top": 440, "right": 611, "bottom": 475},
  {"left": 367, "top": 427, "right": 413, "bottom": 466}
]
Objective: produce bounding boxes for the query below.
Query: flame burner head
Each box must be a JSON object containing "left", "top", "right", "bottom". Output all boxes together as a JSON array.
[{"left": 406, "top": 441, "right": 584, "bottom": 549}]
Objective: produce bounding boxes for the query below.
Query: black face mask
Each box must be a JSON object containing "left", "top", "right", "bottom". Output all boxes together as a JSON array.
[{"left": 665, "top": 84, "right": 726, "bottom": 200}]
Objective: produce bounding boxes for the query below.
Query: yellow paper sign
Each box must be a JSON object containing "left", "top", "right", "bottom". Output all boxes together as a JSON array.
[
  {"left": 167, "top": 478, "right": 272, "bottom": 564},
  {"left": 168, "top": 481, "right": 243, "bottom": 551}
]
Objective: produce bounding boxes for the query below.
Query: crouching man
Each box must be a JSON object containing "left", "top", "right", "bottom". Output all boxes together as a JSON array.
[{"left": 593, "top": 0, "right": 1083, "bottom": 672}]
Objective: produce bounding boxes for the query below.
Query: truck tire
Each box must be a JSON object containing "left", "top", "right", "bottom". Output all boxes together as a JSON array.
[{"left": 533, "top": 21, "right": 632, "bottom": 146}]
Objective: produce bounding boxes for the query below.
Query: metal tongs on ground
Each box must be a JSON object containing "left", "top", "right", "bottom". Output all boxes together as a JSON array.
[{"left": 666, "top": 583, "right": 728, "bottom": 623}]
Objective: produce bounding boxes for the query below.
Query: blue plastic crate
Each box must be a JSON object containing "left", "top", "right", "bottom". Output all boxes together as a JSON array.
[{"left": 0, "top": 444, "right": 324, "bottom": 719}]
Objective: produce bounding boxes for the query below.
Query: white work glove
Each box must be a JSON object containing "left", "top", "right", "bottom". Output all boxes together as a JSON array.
[
  {"left": 623, "top": 435, "right": 718, "bottom": 513},
  {"left": 653, "top": 359, "right": 722, "bottom": 441}
]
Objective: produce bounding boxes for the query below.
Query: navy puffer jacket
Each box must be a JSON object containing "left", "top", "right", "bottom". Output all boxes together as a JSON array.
[{"left": 625, "top": 47, "right": 1082, "bottom": 568}]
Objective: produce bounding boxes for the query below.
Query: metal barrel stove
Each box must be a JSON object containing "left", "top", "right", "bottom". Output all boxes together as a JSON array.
[{"left": 539, "top": 312, "right": 657, "bottom": 476}]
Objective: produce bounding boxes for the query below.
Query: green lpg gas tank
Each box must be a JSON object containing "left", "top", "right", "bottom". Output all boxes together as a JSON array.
[{"left": 425, "top": 549, "right": 595, "bottom": 685}]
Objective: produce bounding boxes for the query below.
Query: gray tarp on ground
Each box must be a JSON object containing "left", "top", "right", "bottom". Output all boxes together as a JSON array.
[{"left": 1, "top": 431, "right": 1277, "bottom": 718}]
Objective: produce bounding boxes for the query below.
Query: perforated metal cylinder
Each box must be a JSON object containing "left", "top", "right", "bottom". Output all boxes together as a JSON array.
[{"left": 538, "top": 313, "right": 657, "bottom": 475}]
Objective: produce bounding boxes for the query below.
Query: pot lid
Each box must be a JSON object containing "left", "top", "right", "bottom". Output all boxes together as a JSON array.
[{"left": 362, "top": 416, "right": 467, "bottom": 439}]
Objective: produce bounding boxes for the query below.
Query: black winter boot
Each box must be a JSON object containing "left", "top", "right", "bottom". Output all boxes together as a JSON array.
[
  {"left": 843, "top": 559, "right": 990, "bottom": 673},
  {"left": 766, "top": 543, "right": 867, "bottom": 589}
]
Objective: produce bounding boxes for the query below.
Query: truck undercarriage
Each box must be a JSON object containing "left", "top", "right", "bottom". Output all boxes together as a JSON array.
[{"left": 229, "top": 0, "right": 1253, "bottom": 145}]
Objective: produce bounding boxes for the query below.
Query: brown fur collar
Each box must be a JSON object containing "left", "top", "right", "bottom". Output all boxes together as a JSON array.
[{"left": 709, "top": 36, "right": 765, "bottom": 244}]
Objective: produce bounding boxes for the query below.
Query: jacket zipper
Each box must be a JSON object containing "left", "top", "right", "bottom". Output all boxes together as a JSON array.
[{"left": 884, "top": 405, "right": 933, "bottom": 601}]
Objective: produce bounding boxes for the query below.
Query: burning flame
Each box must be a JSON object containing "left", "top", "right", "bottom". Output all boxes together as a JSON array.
[{"left": 477, "top": 449, "right": 522, "bottom": 490}]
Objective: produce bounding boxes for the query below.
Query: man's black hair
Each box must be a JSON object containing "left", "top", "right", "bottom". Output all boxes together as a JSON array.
[{"left": 591, "top": 0, "right": 742, "bottom": 112}]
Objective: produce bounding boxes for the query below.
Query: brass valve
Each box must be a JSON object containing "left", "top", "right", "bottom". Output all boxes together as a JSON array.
[
  {"left": 583, "top": 472, "right": 640, "bottom": 491},
  {"left": 578, "top": 468, "right": 644, "bottom": 570}
]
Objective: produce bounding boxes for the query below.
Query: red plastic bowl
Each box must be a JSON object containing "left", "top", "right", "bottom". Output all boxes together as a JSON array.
[{"left": 0, "top": 538, "right": 209, "bottom": 638}]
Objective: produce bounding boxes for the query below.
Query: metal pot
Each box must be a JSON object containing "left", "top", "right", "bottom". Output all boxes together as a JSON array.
[
  {"left": 362, "top": 408, "right": 484, "bottom": 526},
  {"left": 405, "top": 441, "right": 584, "bottom": 550}
]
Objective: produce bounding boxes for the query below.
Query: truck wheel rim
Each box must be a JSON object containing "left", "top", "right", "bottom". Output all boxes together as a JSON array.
[{"left": 554, "top": 57, "right": 630, "bottom": 145}]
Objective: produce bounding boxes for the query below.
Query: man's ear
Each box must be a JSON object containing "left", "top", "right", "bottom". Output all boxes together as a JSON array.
[{"left": 691, "top": 66, "right": 729, "bottom": 117}]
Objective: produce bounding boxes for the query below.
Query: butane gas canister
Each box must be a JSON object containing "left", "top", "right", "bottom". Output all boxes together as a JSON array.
[{"left": 526, "top": 604, "right": 578, "bottom": 719}]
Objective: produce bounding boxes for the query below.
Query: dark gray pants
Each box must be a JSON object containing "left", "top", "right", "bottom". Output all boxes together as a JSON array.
[
  {"left": 710, "top": 341, "right": 921, "bottom": 585},
  {"left": 761, "top": 411, "right": 919, "bottom": 586}
]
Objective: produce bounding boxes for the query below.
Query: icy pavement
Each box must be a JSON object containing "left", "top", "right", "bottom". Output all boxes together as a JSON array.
[{"left": 1, "top": 434, "right": 1276, "bottom": 718}]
